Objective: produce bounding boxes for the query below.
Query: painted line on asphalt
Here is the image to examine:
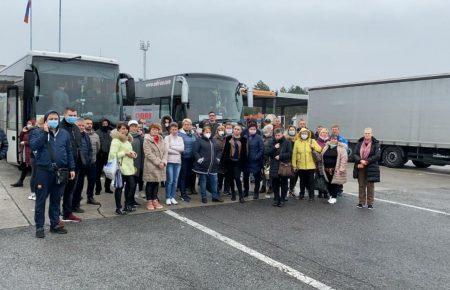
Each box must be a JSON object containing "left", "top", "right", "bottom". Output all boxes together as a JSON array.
[
  {"left": 346, "top": 192, "right": 450, "bottom": 216},
  {"left": 165, "top": 210, "right": 334, "bottom": 290}
]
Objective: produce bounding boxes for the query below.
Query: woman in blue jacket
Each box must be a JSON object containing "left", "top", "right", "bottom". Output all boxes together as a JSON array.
[{"left": 243, "top": 123, "right": 264, "bottom": 199}]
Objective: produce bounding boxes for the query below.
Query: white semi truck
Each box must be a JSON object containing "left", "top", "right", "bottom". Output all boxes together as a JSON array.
[{"left": 307, "top": 73, "right": 450, "bottom": 168}]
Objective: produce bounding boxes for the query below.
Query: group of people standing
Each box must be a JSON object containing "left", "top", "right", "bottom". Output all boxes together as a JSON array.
[{"left": 1, "top": 109, "right": 381, "bottom": 239}]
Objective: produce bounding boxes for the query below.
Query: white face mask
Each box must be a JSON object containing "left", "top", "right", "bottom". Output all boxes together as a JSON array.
[
  {"left": 226, "top": 128, "right": 233, "bottom": 135},
  {"left": 204, "top": 133, "right": 211, "bottom": 139},
  {"left": 249, "top": 129, "right": 257, "bottom": 135},
  {"left": 301, "top": 134, "right": 308, "bottom": 140},
  {"left": 288, "top": 130, "right": 296, "bottom": 137},
  {"left": 218, "top": 131, "right": 224, "bottom": 136}
]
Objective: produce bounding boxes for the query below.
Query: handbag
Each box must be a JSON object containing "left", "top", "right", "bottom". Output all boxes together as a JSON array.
[
  {"left": 314, "top": 174, "right": 329, "bottom": 193},
  {"left": 278, "top": 162, "right": 294, "bottom": 177},
  {"left": 310, "top": 139, "right": 321, "bottom": 163},
  {"left": 103, "top": 158, "right": 118, "bottom": 180},
  {"left": 47, "top": 142, "right": 69, "bottom": 185}
]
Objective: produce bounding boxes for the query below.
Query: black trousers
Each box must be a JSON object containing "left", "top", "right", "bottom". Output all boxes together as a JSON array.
[
  {"left": 229, "top": 161, "right": 243, "bottom": 199},
  {"left": 114, "top": 175, "right": 135, "bottom": 209},
  {"left": 145, "top": 182, "right": 159, "bottom": 201},
  {"left": 62, "top": 169, "right": 78, "bottom": 218},
  {"left": 289, "top": 173, "right": 298, "bottom": 192},
  {"left": 72, "top": 163, "right": 96, "bottom": 208},
  {"left": 298, "top": 169, "right": 315, "bottom": 198},
  {"left": 244, "top": 171, "right": 262, "bottom": 198},
  {"left": 325, "top": 171, "right": 340, "bottom": 198},
  {"left": 272, "top": 176, "right": 288, "bottom": 203},
  {"left": 95, "top": 151, "right": 111, "bottom": 193}
]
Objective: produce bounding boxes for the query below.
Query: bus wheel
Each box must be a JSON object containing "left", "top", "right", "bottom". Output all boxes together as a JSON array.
[
  {"left": 412, "top": 161, "right": 431, "bottom": 168},
  {"left": 382, "top": 146, "right": 405, "bottom": 168}
]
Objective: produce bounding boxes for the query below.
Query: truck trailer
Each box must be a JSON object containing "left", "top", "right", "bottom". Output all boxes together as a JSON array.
[{"left": 307, "top": 73, "right": 450, "bottom": 168}]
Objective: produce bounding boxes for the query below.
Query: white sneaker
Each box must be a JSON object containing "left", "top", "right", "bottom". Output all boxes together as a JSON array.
[
  {"left": 328, "top": 198, "right": 337, "bottom": 204},
  {"left": 28, "top": 193, "right": 36, "bottom": 201},
  {"left": 170, "top": 198, "right": 178, "bottom": 205},
  {"left": 166, "top": 199, "right": 172, "bottom": 205},
  {"left": 265, "top": 194, "right": 271, "bottom": 199}
]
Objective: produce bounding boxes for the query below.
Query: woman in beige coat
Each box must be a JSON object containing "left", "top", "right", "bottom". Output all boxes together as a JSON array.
[
  {"left": 319, "top": 134, "right": 348, "bottom": 205},
  {"left": 143, "top": 123, "right": 168, "bottom": 210}
]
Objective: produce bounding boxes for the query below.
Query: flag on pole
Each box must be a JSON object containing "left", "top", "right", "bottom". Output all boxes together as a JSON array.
[{"left": 24, "top": 0, "right": 31, "bottom": 23}]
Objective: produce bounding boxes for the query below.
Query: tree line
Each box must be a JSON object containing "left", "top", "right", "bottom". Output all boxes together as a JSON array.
[{"left": 253, "top": 80, "right": 307, "bottom": 95}]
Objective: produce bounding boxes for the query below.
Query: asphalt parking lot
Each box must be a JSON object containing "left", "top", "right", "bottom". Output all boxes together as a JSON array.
[{"left": 0, "top": 161, "right": 449, "bottom": 289}]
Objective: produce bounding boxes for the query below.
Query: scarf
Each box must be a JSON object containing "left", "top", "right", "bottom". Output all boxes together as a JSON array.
[
  {"left": 153, "top": 135, "right": 160, "bottom": 144},
  {"left": 360, "top": 139, "right": 372, "bottom": 160},
  {"left": 230, "top": 137, "right": 242, "bottom": 160}
]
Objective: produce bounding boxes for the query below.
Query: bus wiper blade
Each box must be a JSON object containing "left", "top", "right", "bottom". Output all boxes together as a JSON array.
[{"left": 45, "top": 56, "right": 82, "bottom": 63}]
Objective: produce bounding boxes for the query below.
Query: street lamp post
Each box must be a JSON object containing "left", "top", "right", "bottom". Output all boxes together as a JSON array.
[{"left": 139, "top": 41, "right": 150, "bottom": 79}]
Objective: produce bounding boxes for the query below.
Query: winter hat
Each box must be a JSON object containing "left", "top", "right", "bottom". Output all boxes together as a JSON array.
[{"left": 44, "top": 110, "right": 60, "bottom": 122}]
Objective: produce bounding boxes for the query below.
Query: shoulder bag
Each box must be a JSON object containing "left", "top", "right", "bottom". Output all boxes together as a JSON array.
[{"left": 47, "top": 142, "right": 69, "bottom": 185}]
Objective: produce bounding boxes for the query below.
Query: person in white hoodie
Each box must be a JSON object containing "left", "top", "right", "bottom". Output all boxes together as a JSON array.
[{"left": 164, "top": 122, "right": 185, "bottom": 205}]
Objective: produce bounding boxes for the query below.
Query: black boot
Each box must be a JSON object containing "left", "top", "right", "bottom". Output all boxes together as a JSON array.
[{"left": 11, "top": 181, "right": 24, "bottom": 187}]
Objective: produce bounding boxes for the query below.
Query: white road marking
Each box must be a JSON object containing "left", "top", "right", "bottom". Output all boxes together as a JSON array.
[
  {"left": 164, "top": 210, "right": 334, "bottom": 290},
  {"left": 345, "top": 192, "right": 450, "bottom": 216}
]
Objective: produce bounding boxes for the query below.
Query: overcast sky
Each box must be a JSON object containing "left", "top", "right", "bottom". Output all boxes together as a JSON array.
[{"left": 1, "top": 0, "right": 450, "bottom": 90}]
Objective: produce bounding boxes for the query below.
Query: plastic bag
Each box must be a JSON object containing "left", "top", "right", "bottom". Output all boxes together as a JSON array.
[{"left": 103, "top": 158, "right": 118, "bottom": 180}]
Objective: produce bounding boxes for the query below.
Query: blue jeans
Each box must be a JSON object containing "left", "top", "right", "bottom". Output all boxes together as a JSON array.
[
  {"left": 166, "top": 163, "right": 181, "bottom": 199},
  {"left": 198, "top": 173, "right": 219, "bottom": 200},
  {"left": 34, "top": 168, "right": 65, "bottom": 229}
]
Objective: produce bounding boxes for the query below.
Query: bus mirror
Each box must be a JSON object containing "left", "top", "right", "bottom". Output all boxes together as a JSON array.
[
  {"left": 126, "top": 78, "right": 136, "bottom": 104},
  {"left": 176, "top": 76, "right": 189, "bottom": 103},
  {"left": 247, "top": 87, "right": 254, "bottom": 108},
  {"left": 23, "top": 70, "right": 35, "bottom": 100}
]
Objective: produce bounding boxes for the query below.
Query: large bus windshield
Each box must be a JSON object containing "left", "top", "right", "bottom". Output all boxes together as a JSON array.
[
  {"left": 185, "top": 77, "right": 242, "bottom": 122},
  {"left": 33, "top": 58, "right": 120, "bottom": 123}
]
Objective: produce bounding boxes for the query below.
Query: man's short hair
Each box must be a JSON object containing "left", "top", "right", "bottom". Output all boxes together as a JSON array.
[
  {"left": 331, "top": 124, "right": 340, "bottom": 129},
  {"left": 209, "top": 111, "right": 216, "bottom": 116},
  {"left": 84, "top": 117, "right": 93, "bottom": 122},
  {"left": 65, "top": 107, "right": 77, "bottom": 113},
  {"left": 274, "top": 128, "right": 284, "bottom": 135},
  {"left": 76, "top": 118, "right": 85, "bottom": 123},
  {"left": 169, "top": 122, "right": 179, "bottom": 129}
]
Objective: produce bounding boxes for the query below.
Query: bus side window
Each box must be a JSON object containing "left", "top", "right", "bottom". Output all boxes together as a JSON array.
[{"left": 160, "top": 97, "right": 171, "bottom": 119}]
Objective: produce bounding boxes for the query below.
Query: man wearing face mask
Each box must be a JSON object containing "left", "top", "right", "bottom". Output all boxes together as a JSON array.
[
  {"left": 243, "top": 123, "right": 264, "bottom": 199},
  {"left": 59, "top": 107, "right": 82, "bottom": 222},
  {"left": 292, "top": 128, "right": 322, "bottom": 201},
  {"left": 30, "top": 110, "right": 75, "bottom": 238},
  {"left": 95, "top": 118, "right": 113, "bottom": 194}
]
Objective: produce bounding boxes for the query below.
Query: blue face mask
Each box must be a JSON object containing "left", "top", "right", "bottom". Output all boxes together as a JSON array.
[
  {"left": 48, "top": 120, "right": 59, "bottom": 129},
  {"left": 66, "top": 116, "right": 78, "bottom": 124}
]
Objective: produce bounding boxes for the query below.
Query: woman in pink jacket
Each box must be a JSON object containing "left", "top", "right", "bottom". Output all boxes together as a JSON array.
[{"left": 319, "top": 134, "right": 348, "bottom": 204}]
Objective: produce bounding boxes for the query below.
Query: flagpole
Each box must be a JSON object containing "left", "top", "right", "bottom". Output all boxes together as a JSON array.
[
  {"left": 30, "top": 0, "right": 32, "bottom": 51},
  {"left": 58, "top": 0, "right": 61, "bottom": 52}
]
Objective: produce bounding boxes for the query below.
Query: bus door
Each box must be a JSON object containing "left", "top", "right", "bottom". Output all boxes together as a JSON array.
[{"left": 6, "top": 86, "right": 19, "bottom": 164}]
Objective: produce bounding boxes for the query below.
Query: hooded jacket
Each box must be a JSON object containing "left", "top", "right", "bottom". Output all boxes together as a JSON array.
[
  {"left": 292, "top": 128, "right": 322, "bottom": 170},
  {"left": 0, "top": 128, "right": 9, "bottom": 160},
  {"left": 320, "top": 142, "right": 348, "bottom": 185},
  {"left": 96, "top": 118, "right": 112, "bottom": 154},
  {"left": 59, "top": 117, "right": 82, "bottom": 166},
  {"left": 29, "top": 111, "right": 75, "bottom": 171},
  {"left": 108, "top": 129, "right": 136, "bottom": 176}
]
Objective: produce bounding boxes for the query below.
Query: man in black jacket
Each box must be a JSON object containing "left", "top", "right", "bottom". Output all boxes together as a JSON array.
[
  {"left": 0, "top": 128, "right": 8, "bottom": 160},
  {"left": 59, "top": 108, "right": 82, "bottom": 222},
  {"left": 95, "top": 118, "right": 113, "bottom": 194}
]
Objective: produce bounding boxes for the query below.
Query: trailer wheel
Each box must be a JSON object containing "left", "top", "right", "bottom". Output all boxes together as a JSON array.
[
  {"left": 412, "top": 161, "right": 431, "bottom": 168},
  {"left": 382, "top": 146, "right": 405, "bottom": 168}
]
